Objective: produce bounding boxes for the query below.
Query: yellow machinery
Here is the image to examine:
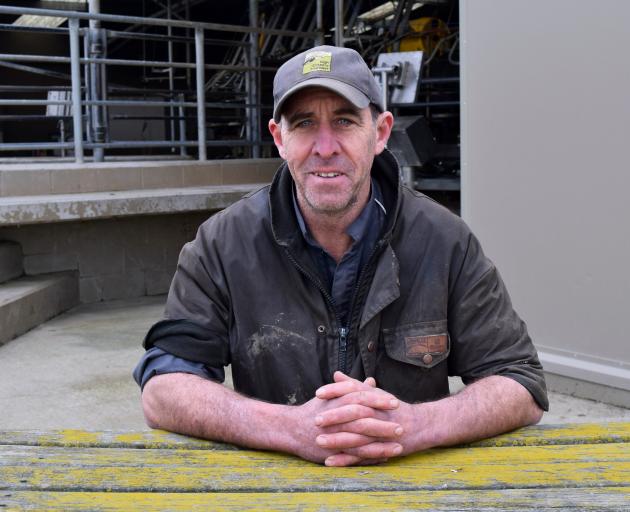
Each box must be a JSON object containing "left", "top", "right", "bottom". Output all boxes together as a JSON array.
[{"left": 400, "top": 17, "right": 451, "bottom": 55}]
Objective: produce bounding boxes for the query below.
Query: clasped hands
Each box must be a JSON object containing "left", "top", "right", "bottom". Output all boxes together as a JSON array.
[{"left": 298, "top": 371, "right": 410, "bottom": 467}]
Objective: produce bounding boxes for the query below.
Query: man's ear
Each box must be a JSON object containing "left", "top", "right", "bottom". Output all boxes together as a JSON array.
[
  {"left": 374, "top": 111, "right": 394, "bottom": 155},
  {"left": 268, "top": 118, "right": 286, "bottom": 159}
]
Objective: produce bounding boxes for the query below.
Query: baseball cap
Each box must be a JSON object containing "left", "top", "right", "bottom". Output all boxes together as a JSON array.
[{"left": 272, "top": 45, "right": 384, "bottom": 122}]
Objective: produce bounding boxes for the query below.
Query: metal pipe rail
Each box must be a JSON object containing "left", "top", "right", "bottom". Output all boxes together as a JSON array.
[
  {"left": 0, "top": 99, "right": 269, "bottom": 110},
  {"left": 0, "top": 5, "right": 320, "bottom": 38},
  {"left": 0, "top": 139, "right": 274, "bottom": 151},
  {"left": 0, "top": 4, "right": 305, "bottom": 162},
  {"left": 0, "top": 53, "right": 277, "bottom": 72}
]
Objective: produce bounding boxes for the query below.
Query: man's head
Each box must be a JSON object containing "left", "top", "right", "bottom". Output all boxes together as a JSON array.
[{"left": 269, "top": 46, "right": 393, "bottom": 221}]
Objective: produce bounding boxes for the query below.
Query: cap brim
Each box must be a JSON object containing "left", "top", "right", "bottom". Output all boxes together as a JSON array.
[{"left": 273, "top": 78, "right": 371, "bottom": 121}]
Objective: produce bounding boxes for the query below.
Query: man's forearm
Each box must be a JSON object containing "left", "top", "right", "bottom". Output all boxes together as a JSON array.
[
  {"left": 141, "top": 372, "right": 404, "bottom": 464},
  {"left": 403, "top": 375, "right": 543, "bottom": 453},
  {"left": 142, "top": 373, "right": 296, "bottom": 453}
]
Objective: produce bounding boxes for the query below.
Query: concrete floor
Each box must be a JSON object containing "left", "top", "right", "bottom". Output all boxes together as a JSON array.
[{"left": 1, "top": 296, "right": 629, "bottom": 430}]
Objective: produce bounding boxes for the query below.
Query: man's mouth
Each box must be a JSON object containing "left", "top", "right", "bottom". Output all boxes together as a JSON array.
[{"left": 314, "top": 172, "right": 341, "bottom": 178}]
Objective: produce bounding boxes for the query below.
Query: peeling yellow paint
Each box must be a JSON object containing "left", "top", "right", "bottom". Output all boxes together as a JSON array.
[
  {"left": 1, "top": 422, "right": 629, "bottom": 451},
  {"left": 2, "top": 442, "right": 629, "bottom": 492},
  {"left": 1, "top": 425, "right": 629, "bottom": 510},
  {"left": 1, "top": 488, "right": 629, "bottom": 512}
]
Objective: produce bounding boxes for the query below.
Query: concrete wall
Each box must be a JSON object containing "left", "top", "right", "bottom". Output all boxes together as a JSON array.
[
  {"left": 0, "top": 212, "right": 210, "bottom": 303},
  {"left": 0, "top": 158, "right": 281, "bottom": 303},
  {"left": 460, "top": 0, "right": 630, "bottom": 404}
]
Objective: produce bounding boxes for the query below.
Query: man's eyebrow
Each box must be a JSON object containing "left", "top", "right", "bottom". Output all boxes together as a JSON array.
[
  {"left": 285, "top": 111, "right": 313, "bottom": 125},
  {"left": 284, "top": 106, "right": 363, "bottom": 125},
  {"left": 333, "top": 106, "right": 362, "bottom": 118}
]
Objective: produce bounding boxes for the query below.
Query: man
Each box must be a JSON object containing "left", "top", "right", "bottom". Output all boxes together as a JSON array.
[{"left": 134, "top": 45, "right": 548, "bottom": 467}]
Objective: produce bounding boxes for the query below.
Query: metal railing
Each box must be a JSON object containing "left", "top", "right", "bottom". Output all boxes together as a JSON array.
[{"left": 0, "top": 4, "right": 322, "bottom": 163}]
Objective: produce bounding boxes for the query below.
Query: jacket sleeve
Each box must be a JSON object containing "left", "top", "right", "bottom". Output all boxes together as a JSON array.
[
  {"left": 142, "top": 218, "right": 232, "bottom": 368},
  {"left": 446, "top": 231, "right": 549, "bottom": 411}
]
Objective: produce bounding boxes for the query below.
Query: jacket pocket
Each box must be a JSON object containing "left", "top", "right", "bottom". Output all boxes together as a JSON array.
[{"left": 382, "top": 320, "right": 450, "bottom": 369}]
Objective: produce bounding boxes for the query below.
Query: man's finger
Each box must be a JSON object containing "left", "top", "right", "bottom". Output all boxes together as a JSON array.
[
  {"left": 364, "top": 376, "right": 377, "bottom": 387},
  {"left": 352, "top": 441, "right": 403, "bottom": 460},
  {"left": 317, "top": 384, "right": 399, "bottom": 411},
  {"left": 329, "top": 417, "right": 403, "bottom": 438},
  {"left": 316, "top": 431, "right": 374, "bottom": 449},
  {"left": 324, "top": 442, "right": 403, "bottom": 466},
  {"left": 333, "top": 371, "right": 352, "bottom": 383},
  {"left": 316, "top": 378, "right": 366, "bottom": 399},
  {"left": 324, "top": 453, "right": 388, "bottom": 467},
  {"left": 333, "top": 371, "right": 377, "bottom": 389},
  {"left": 315, "top": 403, "right": 376, "bottom": 426}
]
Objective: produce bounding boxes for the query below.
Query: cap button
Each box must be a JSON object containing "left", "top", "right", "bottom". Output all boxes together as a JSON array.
[{"left": 422, "top": 354, "right": 433, "bottom": 365}]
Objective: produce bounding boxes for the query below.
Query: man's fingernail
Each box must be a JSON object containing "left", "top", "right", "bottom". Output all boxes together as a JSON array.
[
  {"left": 393, "top": 445, "right": 403, "bottom": 456},
  {"left": 317, "top": 435, "right": 328, "bottom": 447},
  {"left": 315, "top": 415, "right": 323, "bottom": 426},
  {"left": 394, "top": 426, "right": 403, "bottom": 436},
  {"left": 389, "top": 399, "right": 399, "bottom": 408},
  {"left": 324, "top": 457, "right": 334, "bottom": 466}
]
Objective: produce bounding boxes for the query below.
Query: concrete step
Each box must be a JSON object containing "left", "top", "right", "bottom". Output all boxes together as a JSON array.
[
  {"left": 0, "top": 272, "right": 78, "bottom": 346},
  {"left": 0, "top": 241, "right": 23, "bottom": 284},
  {"left": 0, "top": 183, "right": 262, "bottom": 226}
]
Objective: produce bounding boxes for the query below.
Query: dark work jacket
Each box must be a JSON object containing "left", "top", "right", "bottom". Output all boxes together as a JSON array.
[{"left": 144, "top": 150, "right": 549, "bottom": 410}]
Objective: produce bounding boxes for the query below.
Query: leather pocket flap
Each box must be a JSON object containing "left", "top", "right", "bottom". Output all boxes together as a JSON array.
[{"left": 382, "top": 320, "right": 450, "bottom": 369}]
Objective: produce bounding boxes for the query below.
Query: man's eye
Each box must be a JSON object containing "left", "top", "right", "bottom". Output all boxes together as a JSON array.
[
  {"left": 336, "top": 118, "right": 354, "bottom": 127},
  {"left": 295, "top": 119, "right": 313, "bottom": 128}
]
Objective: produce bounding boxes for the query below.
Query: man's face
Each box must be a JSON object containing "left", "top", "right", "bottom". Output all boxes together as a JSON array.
[{"left": 269, "top": 88, "right": 393, "bottom": 219}]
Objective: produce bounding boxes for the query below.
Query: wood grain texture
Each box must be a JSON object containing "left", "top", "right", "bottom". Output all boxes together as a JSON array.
[
  {"left": 1, "top": 443, "right": 628, "bottom": 492},
  {"left": 1, "top": 424, "right": 628, "bottom": 511},
  {"left": 0, "top": 422, "right": 628, "bottom": 449},
  {"left": 1, "top": 488, "right": 629, "bottom": 512}
]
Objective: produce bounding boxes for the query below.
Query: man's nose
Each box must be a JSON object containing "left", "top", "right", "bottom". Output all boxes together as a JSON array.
[{"left": 312, "top": 125, "right": 340, "bottom": 158}]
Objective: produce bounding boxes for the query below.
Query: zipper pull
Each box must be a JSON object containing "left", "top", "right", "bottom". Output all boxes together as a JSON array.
[{"left": 338, "top": 327, "right": 348, "bottom": 372}]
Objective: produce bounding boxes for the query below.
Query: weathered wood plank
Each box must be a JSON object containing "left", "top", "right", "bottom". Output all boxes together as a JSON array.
[
  {"left": 1, "top": 488, "right": 628, "bottom": 511},
  {"left": 468, "top": 422, "right": 630, "bottom": 447},
  {"left": 1, "top": 443, "right": 628, "bottom": 492},
  {"left": 0, "top": 429, "right": 233, "bottom": 450},
  {"left": 1, "top": 423, "right": 628, "bottom": 450}
]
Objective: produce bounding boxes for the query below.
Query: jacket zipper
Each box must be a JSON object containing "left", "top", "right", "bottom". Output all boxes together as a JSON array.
[
  {"left": 285, "top": 239, "right": 388, "bottom": 374},
  {"left": 339, "top": 240, "right": 386, "bottom": 372},
  {"left": 284, "top": 250, "right": 347, "bottom": 370},
  {"left": 338, "top": 326, "right": 348, "bottom": 373}
]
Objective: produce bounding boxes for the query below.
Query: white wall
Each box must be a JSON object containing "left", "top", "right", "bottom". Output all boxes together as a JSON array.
[{"left": 460, "top": 0, "right": 630, "bottom": 393}]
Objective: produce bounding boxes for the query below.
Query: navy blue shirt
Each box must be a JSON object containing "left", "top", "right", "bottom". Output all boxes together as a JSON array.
[{"left": 133, "top": 179, "right": 387, "bottom": 389}]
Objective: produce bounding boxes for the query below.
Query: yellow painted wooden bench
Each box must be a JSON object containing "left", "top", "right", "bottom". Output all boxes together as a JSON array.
[{"left": 0, "top": 422, "right": 629, "bottom": 511}]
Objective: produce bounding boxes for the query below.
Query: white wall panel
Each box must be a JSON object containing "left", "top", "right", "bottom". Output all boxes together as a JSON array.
[{"left": 460, "top": 0, "right": 630, "bottom": 390}]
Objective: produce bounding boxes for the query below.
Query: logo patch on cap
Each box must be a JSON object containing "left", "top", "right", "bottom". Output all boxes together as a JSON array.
[{"left": 303, "top": 50, "right": 331, "bottom": 74}]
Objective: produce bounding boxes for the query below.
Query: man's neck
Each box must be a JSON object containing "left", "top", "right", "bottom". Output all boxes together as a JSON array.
[{"left": 299, "top": 197, "right": 369, "bottom": 264}]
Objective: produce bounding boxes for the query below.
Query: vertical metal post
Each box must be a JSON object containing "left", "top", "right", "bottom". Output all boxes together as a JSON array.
[
  {"left": 68, "top": 18, "right": 84, "bottom": 163},
  {"left": 334, "top": 0, "right": 344, "bottom": 47},
  {"left": 248, "top": 0, "right": 260, "bottom": 158},
  {"left": 58, "top": 120, "right": 66, "bottom": 158},
  {"left": 83, "top": 35, "right": 92, "bottom": 144},
  {"left": 89, "top": 0, "right": 105, "bottom": 161},
  {"left": 100, "top": 41, "right": 109, "bottom": 147},
  {"left": 185, "top": 1, "right": 191, "bottom": 89},
  {"left": 316, "top": 0, "right": 324, "bottom": 45},
  {"left": 178, "top": 93, "right": 187, "bottom": 157},
  {"left": 167, "top": 0, "right": 176, "bottom": 153},
  {"left": 194, "top": 27, "right": 206, "bottom": 161},
  {"left": 379, "top": 70, "right": 389, "bottom": 111}
]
